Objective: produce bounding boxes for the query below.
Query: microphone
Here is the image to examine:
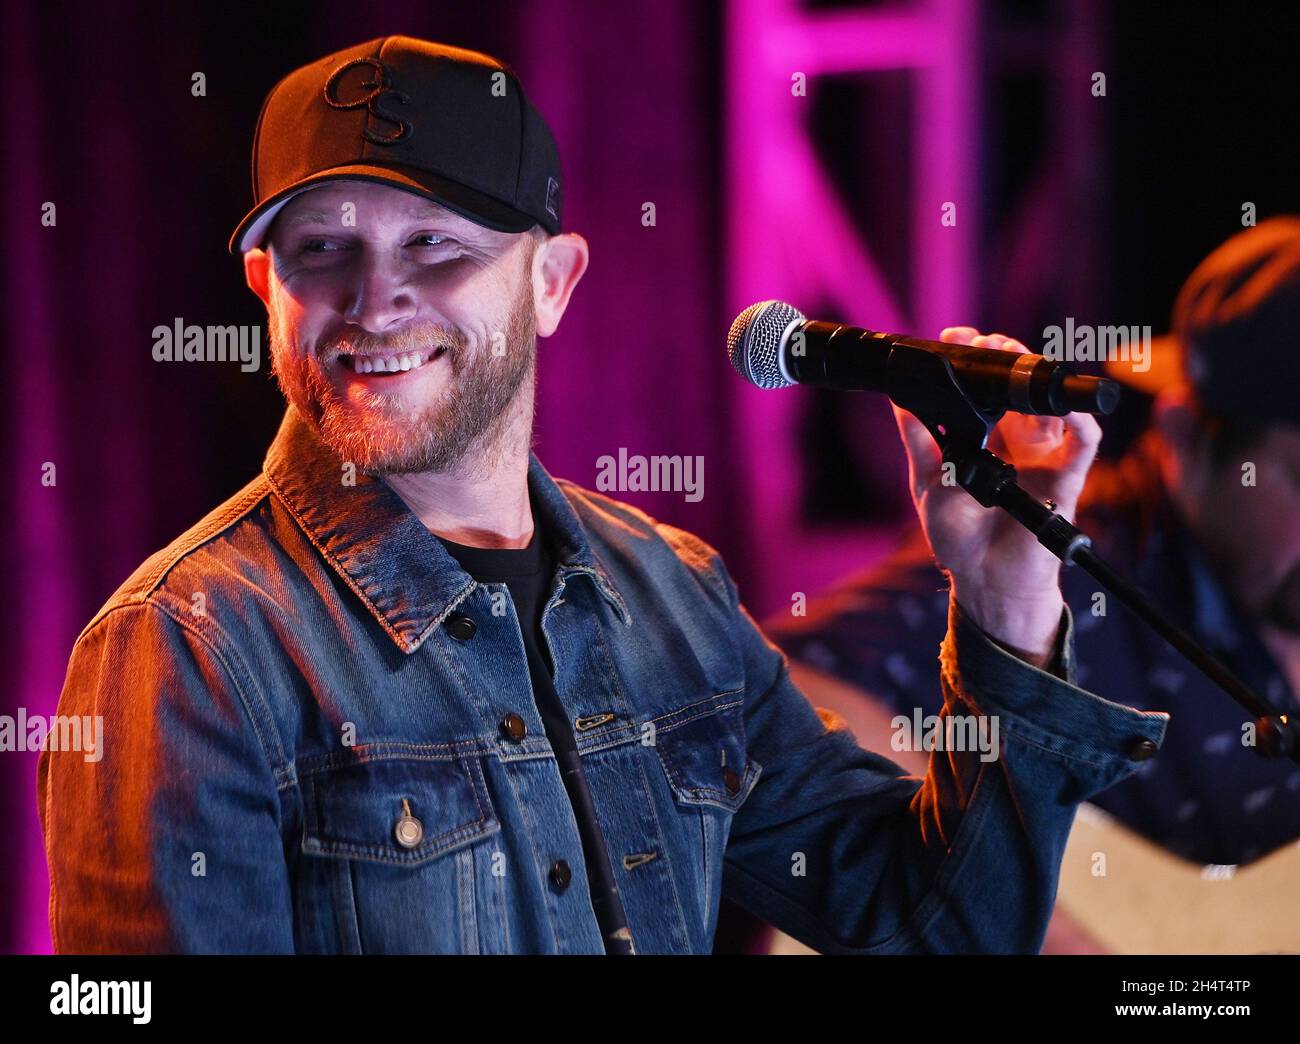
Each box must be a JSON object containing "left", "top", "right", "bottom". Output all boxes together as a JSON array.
[{"left": 726, "top": 300, "right": 1120, "bottom": 416}]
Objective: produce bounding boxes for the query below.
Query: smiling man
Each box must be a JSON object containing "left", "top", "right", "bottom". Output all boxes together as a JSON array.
[{"left": 39, "top": 36, "right": 1167, "bottom": 955}]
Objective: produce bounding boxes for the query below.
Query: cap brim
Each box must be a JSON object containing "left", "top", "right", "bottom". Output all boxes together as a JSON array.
[
  {"left": 1101, "top": 332, "right": 1187, "bottom": 396},
  {"left": 228, "top": 163, "right": 538, "bottom": 253}
]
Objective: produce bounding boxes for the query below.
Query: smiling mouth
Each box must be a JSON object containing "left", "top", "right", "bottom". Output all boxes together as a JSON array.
[{"left": 338, "top": 345, "right": 448, "bottom": 375}]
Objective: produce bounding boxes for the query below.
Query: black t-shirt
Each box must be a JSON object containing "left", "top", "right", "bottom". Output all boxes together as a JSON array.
[{"left": 437, "top": 520, "right": 634, "bottom": 955}]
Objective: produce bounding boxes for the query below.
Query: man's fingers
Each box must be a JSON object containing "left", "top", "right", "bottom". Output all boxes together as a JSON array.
[
  {"left": 913, "top": 328, "right": 1081, "bottom": 489},
  {"left": 939, "top": 328, "right": 1031, "bottom": 355},
  {"left": 939, "top": 326, "right": 981, "bottom": 344},
  {"left": 971, "top": 332, "right": 1029, "bottom": 354}
]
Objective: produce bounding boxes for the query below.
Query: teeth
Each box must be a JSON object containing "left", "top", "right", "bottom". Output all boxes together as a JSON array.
[{"left": 350, "top": 350, "right": 438, "bottom": 375}]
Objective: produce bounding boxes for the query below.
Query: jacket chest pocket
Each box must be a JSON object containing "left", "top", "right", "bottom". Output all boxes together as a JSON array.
[
  {"left": 653, "top": 692, "right": 762, "bottom": 812},
  {"left": 298, "top": 750, "right": 502, "bottom": 953},
  {"left": 650, "top": 692, "right": 762, "bottom": 929}
]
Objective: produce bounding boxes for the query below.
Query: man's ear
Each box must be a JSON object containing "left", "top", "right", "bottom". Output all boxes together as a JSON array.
[
  {"left": 243, "top": 248, "right": 271, "bottom": 306},
  {"left": 1153, "top": 387, "right": 1211, "bottom": 500},
  {"left": 531, "top": 232, "right": 589, "bottom": 338}
]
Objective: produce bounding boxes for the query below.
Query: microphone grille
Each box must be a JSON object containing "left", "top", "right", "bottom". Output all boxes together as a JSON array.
[{"left": 727, "top": 300, "right": 805, "bottom": 389}]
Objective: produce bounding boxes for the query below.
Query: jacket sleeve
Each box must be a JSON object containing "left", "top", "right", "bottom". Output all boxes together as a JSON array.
[
  {"left": 37, "top": 599, "right": 296, "bottom": 953},
  {"left": 701, "top": 547, "right": 1170, "bottom": 954}
]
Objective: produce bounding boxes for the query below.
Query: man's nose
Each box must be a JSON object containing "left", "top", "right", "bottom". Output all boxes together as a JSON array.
[{"left": 342, "top": 252, "right": 417, "bottom": 331}]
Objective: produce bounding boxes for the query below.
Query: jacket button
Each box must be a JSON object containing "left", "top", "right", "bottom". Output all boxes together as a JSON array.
[
  {"left": 722, "top": 766, "right": 741, "bottom": 795},
  {"left": 394, "top": 812, "right": 424, "bottom": 848},
  {"left": 445, "top": 613, "right": 477, "bottom": 641},
  {"left": 549, "top": 859, "right": 572, "bottom": 891},
  {"left": 500, "top": 713, "right": 527, "bottom": 742},
  {"left": 1126, "top": 738, "right": 1159, "bottom": 762}
]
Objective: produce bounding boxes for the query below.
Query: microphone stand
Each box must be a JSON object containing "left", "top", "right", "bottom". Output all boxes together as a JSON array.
[{"left": 884, "top": 342, "right": 1300, "bottom": 765}]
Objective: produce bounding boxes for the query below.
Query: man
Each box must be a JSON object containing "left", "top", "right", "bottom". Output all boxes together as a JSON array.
[
  {"left": 38, "top": 36, "right": 1165, "bottom": 954},
  {"left": 769, "top": 219, "right": 1300, "bottom": 905}
]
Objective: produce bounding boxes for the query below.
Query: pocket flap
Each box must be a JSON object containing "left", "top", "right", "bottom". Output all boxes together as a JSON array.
[
  {"left": 301, "top": 753, "right": 500, "bottom": 866},
  {"left": 653, "top": 693, "right": 761, "bottom": 812}
]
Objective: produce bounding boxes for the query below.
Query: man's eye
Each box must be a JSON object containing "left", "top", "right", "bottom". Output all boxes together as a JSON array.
[
  {"left": 409, "top": 234, "right": 453, "bottom": 248},
  {"left": 301, "top": 239, "right": 344, "bottom": 254}
]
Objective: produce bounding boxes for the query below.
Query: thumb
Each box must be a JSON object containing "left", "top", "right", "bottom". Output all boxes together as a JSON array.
[
  {"left": 1057, "top": 410, "right": 1104, "bottom": 487},
  {"left": 892, "top": 402, "right": 943, "bottom": 496}
]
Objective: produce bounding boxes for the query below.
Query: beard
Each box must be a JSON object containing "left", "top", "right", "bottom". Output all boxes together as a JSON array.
[{"left": 268, "top": 281, "right": 536, "bottom": 476}]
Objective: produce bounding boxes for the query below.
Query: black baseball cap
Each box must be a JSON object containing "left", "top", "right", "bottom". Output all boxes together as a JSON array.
[
  {"left": 1105, "top": 217, "right": 1300, "bottom": 428},
  {"left": 229, "top": 36, "right": 563, "bottom": 254}
]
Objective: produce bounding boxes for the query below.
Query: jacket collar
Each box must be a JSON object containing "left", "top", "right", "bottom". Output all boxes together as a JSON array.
[{"left": 263, "top": 405, "right": 630, "bottom": 654}]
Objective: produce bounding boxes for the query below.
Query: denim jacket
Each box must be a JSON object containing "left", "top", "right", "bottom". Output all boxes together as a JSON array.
[{"left": 38, "top": 406, "right": 1168, "bottom": 954}]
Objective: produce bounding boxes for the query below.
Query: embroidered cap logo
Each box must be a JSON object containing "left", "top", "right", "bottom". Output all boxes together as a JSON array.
[{"left": 323, "top": 57, "right": 412, "bottom": 145}]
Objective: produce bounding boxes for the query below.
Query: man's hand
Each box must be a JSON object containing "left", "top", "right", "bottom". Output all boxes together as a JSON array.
[{"left": 892, "top": 328, "right": 1102, "bottom": 665}]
